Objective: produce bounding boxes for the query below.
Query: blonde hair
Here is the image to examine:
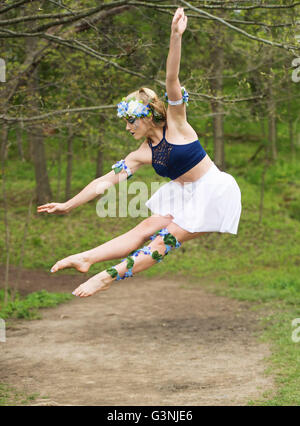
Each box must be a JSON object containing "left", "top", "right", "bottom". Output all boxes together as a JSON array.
[{"left": 125, "top": 87, "right": 167, "bottom": 127}]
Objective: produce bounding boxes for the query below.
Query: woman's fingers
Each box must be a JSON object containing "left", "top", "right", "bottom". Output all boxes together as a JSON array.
[
  {"left": 177, "top": 7, "right": 184, "bottom": 17},
  {"left": 37, "top": 204, "right": 59, "bottom": 214},
  {"left": 37, "top": 204, "right": 48, "bottom": 210},
  {"left": 37, "top": 206, "right": 51, "bottom": 212},
  {"left": 37, "top": 203, "right": 53, "bottom": 210},
  {"left": 37, "top": 207, "right": 51, "bottom": 212},
  {"left": 172, "top": 7, "right": 186, "bottom": 32},
  {"left": 173, "top": 7, "right": 183, "bottom": 22}
]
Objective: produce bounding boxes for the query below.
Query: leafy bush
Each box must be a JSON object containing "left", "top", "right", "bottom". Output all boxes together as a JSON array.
[{"left": 0, "top": 289, "right": 72, "bottom": 320}]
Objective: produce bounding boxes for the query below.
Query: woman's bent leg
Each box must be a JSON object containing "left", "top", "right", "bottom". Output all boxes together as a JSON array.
[
  {"left": 50, "top": 214, "right": 174, "bottom": 273},
  {"left": 72, "top": 223, "right": 207, "bottom": 297}
]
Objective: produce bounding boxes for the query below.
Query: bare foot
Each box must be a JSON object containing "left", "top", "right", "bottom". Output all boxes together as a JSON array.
[
  {"left": 72, "top": 272, "right": 113, "bottom": 298},
  {"left": 50, "top": 253, "right": 91, "bottom": 274}
]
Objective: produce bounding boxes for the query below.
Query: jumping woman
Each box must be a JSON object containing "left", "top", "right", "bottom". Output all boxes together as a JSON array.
[{"left": 37, "top": 7, "right": 242, "bottom": 298}]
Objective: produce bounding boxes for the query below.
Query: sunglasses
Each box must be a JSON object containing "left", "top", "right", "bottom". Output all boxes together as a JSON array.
[{"left": 125, "top": 117, "right": 137, "bottom": 124}]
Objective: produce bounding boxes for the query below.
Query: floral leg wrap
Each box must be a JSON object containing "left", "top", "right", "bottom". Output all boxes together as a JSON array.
[{"left": 106, "top": 227, "right": 181, "bottom": 281}]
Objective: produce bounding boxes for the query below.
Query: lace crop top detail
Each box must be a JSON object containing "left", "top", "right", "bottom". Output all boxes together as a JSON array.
[{"left": 147, "top": 125, "right": 207, "bottom": 180}]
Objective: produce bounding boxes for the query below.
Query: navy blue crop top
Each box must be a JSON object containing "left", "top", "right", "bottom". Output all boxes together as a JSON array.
[{"left": 147, "top": 125, "right": 207, "bottom": 180}]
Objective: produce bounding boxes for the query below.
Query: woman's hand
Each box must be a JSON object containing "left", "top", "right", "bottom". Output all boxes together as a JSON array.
[
  {"left": 37, "top": 202, "right": 71, "bottom": 215},
  {"left": 171, "top": 7, "right": 187, "bottom": 36}
]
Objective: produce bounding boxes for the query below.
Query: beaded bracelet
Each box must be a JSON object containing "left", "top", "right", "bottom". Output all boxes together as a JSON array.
[
  {"left": 112, "top": 159, "right": 133, "bottom": 180},
  {"left": 165, "top": 86, "right": 189, "bottom": 106}
]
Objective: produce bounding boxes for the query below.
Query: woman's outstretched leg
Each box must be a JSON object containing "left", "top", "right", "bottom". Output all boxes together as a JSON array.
[
  {"left": 72, "top": 223, "right": 206, "bottom": 297},
  {"left": 50, "top": 214, "right": 174, "bottom": 273}
]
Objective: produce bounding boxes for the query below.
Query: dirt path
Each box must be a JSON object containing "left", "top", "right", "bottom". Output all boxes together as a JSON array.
[{"left": 1, "top": 267, "right": 273, "bottom": 406}]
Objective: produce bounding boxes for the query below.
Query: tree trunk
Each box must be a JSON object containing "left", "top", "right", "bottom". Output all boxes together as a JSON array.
[
  {"left": 17, "top": 122, "right": 25, "bottom": 162},
  {"left": 267, "top": 86, "right": 277, "bottom": 161},
  {"left": 13, "top": 195, "right": 34, "bottom": 301},
  {"left": 267, "top": 58, "right": 277, "bottom": 162},
  {"left": 296, "top": 116, "right": 300, "bottom": 149},
  {"left": 56, "top": 139, "right": 62, "bottom": 200},
  {"left": 258, "top": 119, "right": 270, "bottom": 224},
  {"left": 95, "top": 116, "right": 105, "bottom": 178},
  {"left": 208, "top": 25, "right": 225, "bottom": 170},
  {"left": 26, "top": 38, "right": 52, "bottom": 205},
  {"left": 96, "top": 139, "right": 103, "bottom": 178},
  {"left": 211, "top": 100, "right": 225, "bottom": 170},
  {"left": 287, "top": 81, "right": 295, "bottom": 158},
  {"left": 1, "top": 123, "right": 10, "bottom": 306},
  {"left": 65, "top": 126, "right": 74, "bottom": 201},
  {"left": 30, "top": 126, "right": 53, "bottom": 204},
  {"left": 289, "top": 119, "right": 295, "bottom": 157},
  {"left": 259, "top": 161, "right": 268, "bottom": 224},
  {"left": 203, "top": 120, "right": 210, "bottom": 149}
]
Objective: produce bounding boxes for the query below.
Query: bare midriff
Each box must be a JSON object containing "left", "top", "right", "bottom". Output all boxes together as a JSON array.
[{"left": 172, "top": 154, "right": 215, "bottom": 185}]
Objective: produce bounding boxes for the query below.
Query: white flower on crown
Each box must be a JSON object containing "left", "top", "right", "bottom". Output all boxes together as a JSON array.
[{"left": 127, "top": 100, "right": 146, "bottom": 117}]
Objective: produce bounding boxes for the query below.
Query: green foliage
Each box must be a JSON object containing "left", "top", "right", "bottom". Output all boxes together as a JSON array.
[
  {"left": 216, "top": 268, "right": 300, "bottom": 304},
  {"left": 0, "top": 289, "right": 73, "bottom": 320},
  {"left": 0, "top": 383, "right": 39, "bottom": 406},
  {"left": 1, "top": 0, "right": 300, "bottom": 405}
]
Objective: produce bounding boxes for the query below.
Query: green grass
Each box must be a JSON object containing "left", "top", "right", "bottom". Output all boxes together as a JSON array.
[
  {"left": 0, "top": 289, "right": 72, "bottom": 405},
  {"left": 0, "top": 289, "right": 73, "bottom": 320},
  {"left": 1, "top": 133, "right": 300, "bottom": 405},
  {"left": 0, "top": 383, "right": 40, "bottom": 406}
]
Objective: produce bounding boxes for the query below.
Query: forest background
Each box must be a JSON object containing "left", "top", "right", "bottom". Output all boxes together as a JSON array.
[{"left": 0, "top": 0, "right": 300, "bottom": 405}]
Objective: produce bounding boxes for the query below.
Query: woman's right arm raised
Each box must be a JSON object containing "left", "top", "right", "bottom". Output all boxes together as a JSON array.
[{"left": 37, "top": 140, "right": 150, "bottom": 215}]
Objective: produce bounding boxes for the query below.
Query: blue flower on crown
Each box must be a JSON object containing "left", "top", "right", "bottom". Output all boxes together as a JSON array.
[
  {"left": 116, "top": 97, "right": 152, "bottom": 119},
  {"left": 117, "top": 100, "right": 129, "bottom": 118}
]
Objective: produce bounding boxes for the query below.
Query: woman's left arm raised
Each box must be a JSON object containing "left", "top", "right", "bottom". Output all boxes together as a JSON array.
[{"left": 166, "top": 7, "right": 188, "bottom": 125}]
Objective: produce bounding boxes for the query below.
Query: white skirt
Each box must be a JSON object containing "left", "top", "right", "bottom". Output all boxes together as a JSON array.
[{"left": 145, "top": 162, "right": 242, "bottom": 234}]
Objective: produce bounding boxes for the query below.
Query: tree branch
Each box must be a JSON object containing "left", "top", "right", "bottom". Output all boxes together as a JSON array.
[
  {"left": 0, "top": 0, "right": 37, "bottom": 15},
  {"left": 32, "top": 0, "right": 129, "bottom": 33},
  {"left": 0, "top": 3, "right": 142, "bottom": 108},
  {"left": 190, "top": 1, "right": 300, "bottom": 10},
  {"left": 0, "top": 9, "right": 95, "bottom": 26},
  {"left": 0, "top": 92, "right": 269, "bottom": 124},
  {"left": 0, "top": 105, "right": 116, "bottom": 124},
  {"left": 0, "top": 28, "right": 152, "bottom": 80},
  {"left": 180, "top": 0, "right": 300, "bottom": 53}
]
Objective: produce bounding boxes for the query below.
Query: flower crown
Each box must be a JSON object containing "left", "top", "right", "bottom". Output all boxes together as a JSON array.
[
  {"left": 117, "top": 87, "right": 189, "bottom": 122},
  {"left": 117, "top": 97, "right": 150, "bottom": 119},
  {"left": 117, "top": 96, "right": 164, "bottom": 122}
]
